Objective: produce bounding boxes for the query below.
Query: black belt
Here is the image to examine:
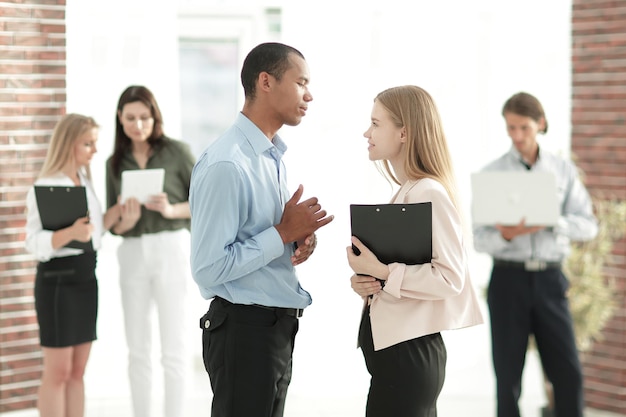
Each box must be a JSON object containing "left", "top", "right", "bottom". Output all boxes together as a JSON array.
[
  {"left": 253, "top": 304, "right": 304, "bottom": 318},
  {"left": 216, "top": 296, "right": 303, "bottom": 318},
  {"left": 493, "top": 259, "right": 561, "bottom": 272}
]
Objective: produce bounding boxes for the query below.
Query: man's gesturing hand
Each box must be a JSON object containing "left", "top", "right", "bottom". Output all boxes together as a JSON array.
[{"left": 275, "top": 184, "right": 334, "bottom": 244}]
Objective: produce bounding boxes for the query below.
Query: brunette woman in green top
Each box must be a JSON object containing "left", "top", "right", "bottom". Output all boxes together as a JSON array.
[{"left": 105, "top": 85, "right": 195, "bottom": 417}]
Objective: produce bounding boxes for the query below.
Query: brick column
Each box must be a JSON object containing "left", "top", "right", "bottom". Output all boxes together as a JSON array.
[
  {"left": 0, "top": 1, "right": 66, "bottom": 412},
  {"left": 572, "top": 1, "right": 626, "bottom": 415}
]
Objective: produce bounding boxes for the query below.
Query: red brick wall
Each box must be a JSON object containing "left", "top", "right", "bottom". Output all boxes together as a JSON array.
[
  {"left": 0, "top": 0, "right": 66, "bottom": 412},
  {"left": 572, "top": 0, "right": 626, "bottom": 414}
]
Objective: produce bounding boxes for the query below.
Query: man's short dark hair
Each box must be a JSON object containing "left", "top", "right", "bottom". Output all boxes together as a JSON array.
[{"left": 240, "top": 42, "right": 305, "bottom": 100}]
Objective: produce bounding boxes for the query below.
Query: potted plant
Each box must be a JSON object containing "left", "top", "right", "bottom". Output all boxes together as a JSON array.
[{"left": 540, "top": 197, "right": 626, "bottom": 416}]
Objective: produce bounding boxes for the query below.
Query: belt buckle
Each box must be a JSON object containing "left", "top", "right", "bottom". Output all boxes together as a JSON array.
[
  {"left": 295, "top": 308, "right": 303, "bottom": 318},
  {"left": 524, "top": 260, "right": 546, "bottom": 271}
]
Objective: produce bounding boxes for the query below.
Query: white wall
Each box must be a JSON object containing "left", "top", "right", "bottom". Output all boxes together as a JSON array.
[
  {"left": 65, "top": 0, "right": 571, "bottom": 411},
  {"left": 277, "top": 0, "right": 572, "bottom": 400}
]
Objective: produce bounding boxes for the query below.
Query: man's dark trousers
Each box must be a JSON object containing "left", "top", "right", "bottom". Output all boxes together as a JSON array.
[
  {"left": 488, "top": 265, "right": 584, "bottom": 417},
  {"left": 200, "top": 296, "right": 299, "bottom": 417}
]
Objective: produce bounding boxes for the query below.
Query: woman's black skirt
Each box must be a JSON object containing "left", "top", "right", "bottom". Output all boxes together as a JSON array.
[{"left": 35, "top": 252, "right": 98, "bottom": 347}]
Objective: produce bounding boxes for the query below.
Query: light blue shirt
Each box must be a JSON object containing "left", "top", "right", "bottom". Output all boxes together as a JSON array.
[
  {"left": 472, "top": 146, "right": 598, "bottom": 262},
  {"left": 189, "top": 113, "right": 311, "bottom": 308}
]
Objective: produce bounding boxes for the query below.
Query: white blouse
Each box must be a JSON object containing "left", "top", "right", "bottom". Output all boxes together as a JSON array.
[{"left": 25, "top": 172, "right": 104, "bottom": 262}]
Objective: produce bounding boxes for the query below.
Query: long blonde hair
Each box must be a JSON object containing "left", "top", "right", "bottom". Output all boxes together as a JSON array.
[
  {"left": 374, "top": 85, "right": 459, "bottom": 209},
  {"left": 38, "top": 114, "right": 99, "bottom": 180}
]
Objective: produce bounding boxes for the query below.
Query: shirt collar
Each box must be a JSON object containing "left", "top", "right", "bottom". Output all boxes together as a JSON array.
[
  {"left": 235, "top": 112, "right": 288, "bottom": 158},
  {"left": 507, "top": 145, "right": 542, "bottom": 168}
]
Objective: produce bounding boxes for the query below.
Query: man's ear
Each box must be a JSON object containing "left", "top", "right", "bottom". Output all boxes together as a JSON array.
[
  {"left": 259, "top": 72, "right": 272, "bottom": 92},
  {"left": 538, "top": 117, "right": 547, "bottom": 133}
]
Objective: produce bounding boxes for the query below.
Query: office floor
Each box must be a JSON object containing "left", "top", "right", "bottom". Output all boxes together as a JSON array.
[
  {"left": 5, "top": 337, "right": 549, "bottom": 417},
  {"left": 6, "top": 235, "right": 551, "bottom": 417}
]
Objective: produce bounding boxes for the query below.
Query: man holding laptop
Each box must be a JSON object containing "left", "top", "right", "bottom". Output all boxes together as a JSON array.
[{"left": 472, "top": 92, "right": 598, "bottom": 417}]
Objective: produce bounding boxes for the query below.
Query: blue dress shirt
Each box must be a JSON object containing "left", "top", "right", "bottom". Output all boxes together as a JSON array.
[
  {"left": 189, "top": 113, "right": 311, "bottom": 308},
  {"left": 473, "top": 146, "right": 598, "bottom": 262}
]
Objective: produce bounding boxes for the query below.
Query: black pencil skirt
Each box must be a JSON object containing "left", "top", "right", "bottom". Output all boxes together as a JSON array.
[
  {"left": 359, "top": 306, "right": 447, "bottom": 417},
  {"left": 34, "top": 252, "right": 98, "bottom": 348}
]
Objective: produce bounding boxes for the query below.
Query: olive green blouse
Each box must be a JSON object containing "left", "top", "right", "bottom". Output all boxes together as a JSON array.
[{"left": 106, "top": 137, "right": 195, "bottom": 237}]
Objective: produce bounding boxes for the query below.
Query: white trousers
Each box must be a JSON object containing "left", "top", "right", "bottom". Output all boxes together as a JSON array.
[{"left": 117, "top": 229, "right": 190, "bottom": 417}]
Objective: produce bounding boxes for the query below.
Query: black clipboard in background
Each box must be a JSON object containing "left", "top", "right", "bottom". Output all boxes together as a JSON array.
[
  {"left": 34, "top": 186, "right": 93, "bottom": 251},
  {"left": 350, "top": 202, "right": 432, "bottom": 265}
]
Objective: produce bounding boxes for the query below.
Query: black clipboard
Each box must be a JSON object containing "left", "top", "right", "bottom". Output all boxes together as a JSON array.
[
  {"left": 350, "top": 202, "right": 432, "bottom": 265},
  {"left": 34, "top": 186, "right": 93, "bottom": 251}
]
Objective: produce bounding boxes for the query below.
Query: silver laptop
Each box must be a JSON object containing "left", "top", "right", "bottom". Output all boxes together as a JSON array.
[{"left": 471, "top": 171, "right": 560, "bottom": 226}]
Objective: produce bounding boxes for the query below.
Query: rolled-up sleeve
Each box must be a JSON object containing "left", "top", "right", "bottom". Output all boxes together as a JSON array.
[
  {"left": 472, "top": 225, "right": 510, "bottom": 255},
  {"left": 554, "top": 161, "right": 598, "bottom": 241},
  {"left": 24, "top": 187, "right": 55, "bottom": 262}
]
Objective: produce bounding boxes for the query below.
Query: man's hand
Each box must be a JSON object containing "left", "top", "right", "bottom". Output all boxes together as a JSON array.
[
  {"left": 292, "top": 233, "right": 317, "bottom": 266},
  {"left": 496, "top": 218, "right": 545, "bottom": 241},
  {"left": 275, "top": 184, "right": 334, "bottom": 244}
]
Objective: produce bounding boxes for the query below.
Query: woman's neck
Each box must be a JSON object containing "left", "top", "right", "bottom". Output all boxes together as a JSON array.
[
  {"left": 132, "top": 141, "right": 152, "bottom": 169},
  {"left": 61, "top": 166, "right": 81, "bottom": 186},
  {"left": 132, "top": 140, "right": 151, "bottom": 155},
  {"left": 390, "top": 160, "right": 407, "bottom": 185}
]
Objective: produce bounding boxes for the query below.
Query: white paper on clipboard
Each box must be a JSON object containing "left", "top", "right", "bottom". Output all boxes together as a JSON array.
[{"left": 121, "top": 168, "right": 165, "bottom": 204}]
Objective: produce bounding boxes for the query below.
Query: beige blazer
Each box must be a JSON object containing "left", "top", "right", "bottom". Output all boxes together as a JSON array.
[{"left": 367, "top": 178, "right": 484, "bottom": 350}]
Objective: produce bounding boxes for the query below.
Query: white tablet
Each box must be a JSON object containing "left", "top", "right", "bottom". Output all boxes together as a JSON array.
[
  {"left": 120, "top": 168, "right": 165, "bottom": 204},
  {"left": 471, "top": 171, "right": 560, "bottom": 226}
]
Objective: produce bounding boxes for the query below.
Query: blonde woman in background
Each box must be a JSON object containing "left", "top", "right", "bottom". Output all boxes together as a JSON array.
[
  {"left": 25, "top": 114, "right": 120, "bottom": 417},
  {"left": 346, "top": 86, "right": 484, "bottom": 417}
]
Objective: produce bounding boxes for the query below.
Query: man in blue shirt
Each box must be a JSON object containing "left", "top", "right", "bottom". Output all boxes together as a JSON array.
[
  {"left": 473, "top": 92, "right": 598, "bottom": 417},
  {"left": 189, "top": 42, "right": 334, "bottom": 417}
]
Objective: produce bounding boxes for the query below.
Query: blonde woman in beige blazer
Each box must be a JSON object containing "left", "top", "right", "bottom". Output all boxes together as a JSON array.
[{"left": 346, "top": 85, "right": 484, "bottom": 417}]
